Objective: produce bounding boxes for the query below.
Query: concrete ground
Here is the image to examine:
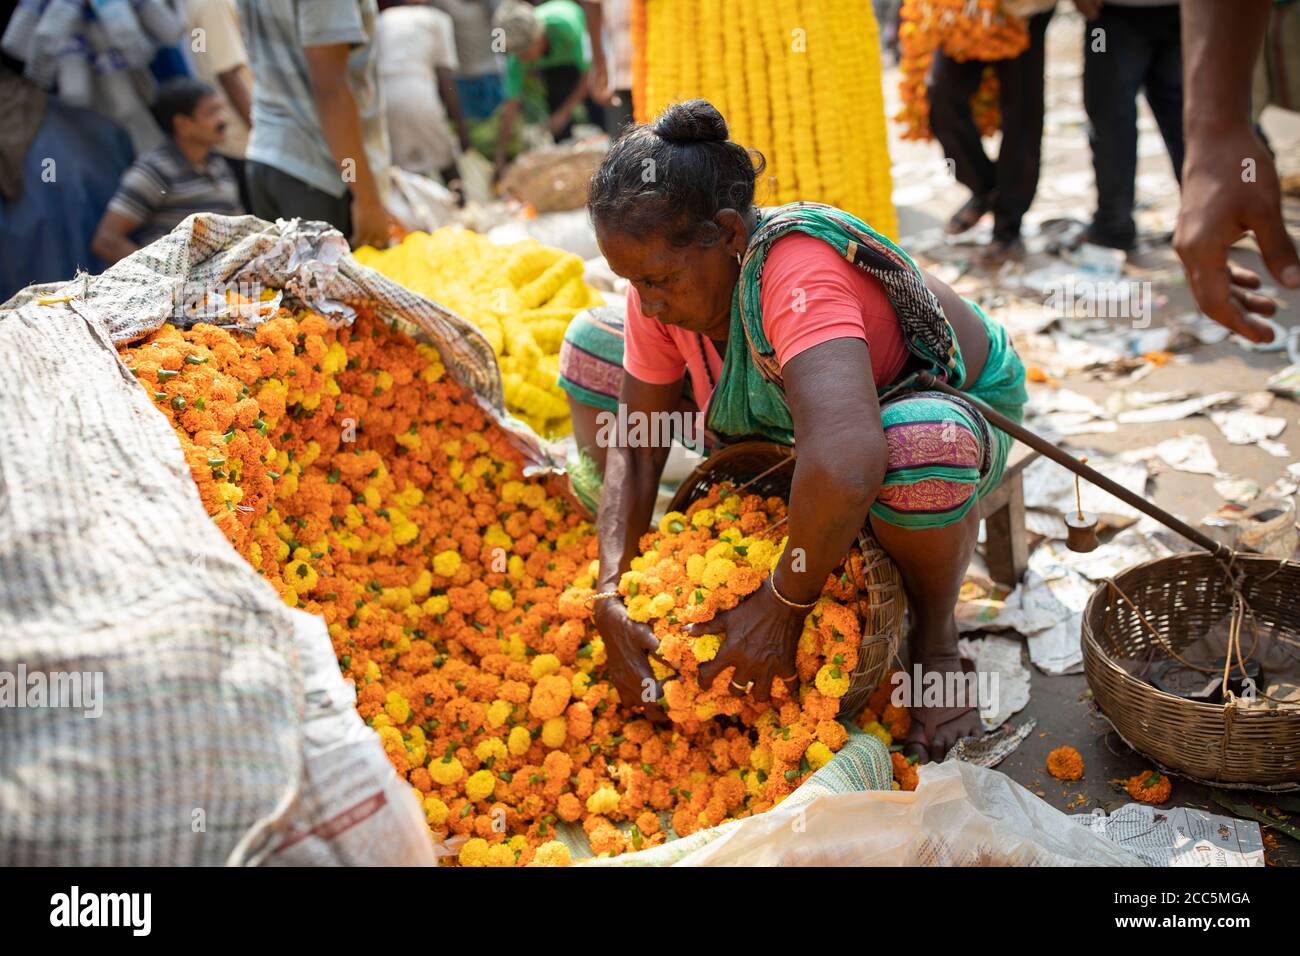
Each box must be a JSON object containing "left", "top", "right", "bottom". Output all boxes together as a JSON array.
[{"left": 881, "top": 9, "right": 1300, "bottom": 864}]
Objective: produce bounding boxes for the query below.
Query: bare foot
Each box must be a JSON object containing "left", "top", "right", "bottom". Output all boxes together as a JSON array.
[{"left": 902, "top": 654, "right": 983, "bottom": 763}]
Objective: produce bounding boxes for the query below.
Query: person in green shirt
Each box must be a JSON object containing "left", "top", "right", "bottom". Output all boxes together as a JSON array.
[{"left": 491, "top": 0, "right": 592, "bottom": 180}]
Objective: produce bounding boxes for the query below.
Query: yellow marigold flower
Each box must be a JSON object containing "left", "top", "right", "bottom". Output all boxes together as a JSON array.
[
  {"left": 383, "top": 691, "right": 410, "bottom": 724},
  {"left": 686, "top": 553, "right": 707, "bottom": 584},
  {"left": 432, "top": 550, "right": 461, "bottom": 576},
  {"left": 626, "top": 594, "right": 653, "bottom": 623},
  {"left": 648, "top": 592, "right": 675, "bottom": 618},
  {"left": 486, "top": 700, "right": 512, "bottom": 728},
  {"left": 392, "top": 519, "right": 419, "bottom": 545},
  {"left": 815, "top": 663, "right": 852, "bottom": 698},
  {"left": 701, "top": 558, "right": 737, "bottom": 590},
  {"left": 691, "top": 508, "right": 716, "bottom": 529},
  {"left": 474, "top": 738, "right": 508, "bottom": 762},
  {"left": 466, "top": 769, "right": 496, "bottom": 802},
  {"left": 285, "top": 559, "right": 318, "bottom": 591},
  {"left": 485, "top": 843, "right": 516, "bottom": 867},
  {"left": 649, "top": 656, "right": 674, "bottom": 681},
  {"left": 658, "top": 511, "right": 688, "bottom": 534},
  {"left": 530, "top": 653, "right": 562, "bottom": 680},
  {"left": 458, "top": 837, "right": 490, "bottom": 867},
  {"left": 571, "top": 672, "right": 591, "bottom": 697},
  {"left": 541, "top": 716, "right": 567, "bottom": 748},
  {"left": 745, "top": 539, "right": 778, "bottom": 569},
  {"left": 500, "top": 480, "right": 525, "bottom": 503},
  {"left": 429, "top": 756, "right": 465, "bottom": 785},
  {"left": 410, "top": 569, "right": 432, "bottom": 599},
  {"left": 423, "top": 796, "right": 449, "bottom": 827},
  {"left": 483, "top": 524, "right": 513, "bottom": 550},
  {"left": 363, "top": 660, "right": 381, "bottom": 682},
  {"left": 529, "top": 841, "right": 572, "bottom": 867},
  {"left": 704, "top": 541, "right": 735, "bottom": 563},
  {"left": 806, "top": 741, "right": 834, "bottom": 772},
  {"left": 751, "top": 747, "right": 774, "bottom": 774},
  {"left": 422, "top": 594, "right": 450, "bottom": 616},
  {"left": 692, "top": 633, "right": 721, "bottom": 662},
  {"left": 862, "top": 721, "right": 893, "bottom": 747},
  {"left": 488, "top": 588, "right": 514, "bottom": 611},
  {"left": 586, "top": 785, "right": 621, "bottom": 816},
  {"left": 507, "top": 726, "right": 532, "bottom": 756}
]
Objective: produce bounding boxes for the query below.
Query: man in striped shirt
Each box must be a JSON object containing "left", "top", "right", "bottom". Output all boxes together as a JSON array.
[{"left": 92, "top": 78, "right": 244, "bottom": 264}]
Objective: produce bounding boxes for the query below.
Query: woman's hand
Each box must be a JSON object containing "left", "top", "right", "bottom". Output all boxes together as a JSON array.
[
  {"left": 593, "top": 598, "right": 668, "bottom": 721},
  {"left": 687, "top": 581, "right": 808, "bottom": 702}
]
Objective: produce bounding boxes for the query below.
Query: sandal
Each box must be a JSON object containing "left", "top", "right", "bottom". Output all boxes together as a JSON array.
[
  {"left": 902, "top": 655, "right": 981, "bottom": 763},
  {"left": 945, "top": 195, "right": 990, "bottom": 236}
]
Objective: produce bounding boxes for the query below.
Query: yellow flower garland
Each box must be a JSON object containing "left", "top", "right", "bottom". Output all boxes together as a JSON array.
[{"left": 633, "top": 0, "right": 896, "bottom": 237}]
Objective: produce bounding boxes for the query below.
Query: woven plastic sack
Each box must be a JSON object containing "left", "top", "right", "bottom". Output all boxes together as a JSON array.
[
  {"left": 0, "top": 213, "right": 556, "bottom": 865},
  {"left": 580, "top": 758, "right": 1143, "bottom": 867}
]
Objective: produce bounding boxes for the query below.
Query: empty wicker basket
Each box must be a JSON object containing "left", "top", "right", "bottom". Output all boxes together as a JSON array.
[
  {"left": 1083, "top": 551, "right": 1300, "bottom": 790},
  {"left": 666, "top": 441, "right": 905, "bottom": 717}
]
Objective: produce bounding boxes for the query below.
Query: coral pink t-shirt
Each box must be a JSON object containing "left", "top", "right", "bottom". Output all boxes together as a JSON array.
[{"left": 623, "top": 233, "right": 910, "bottom": 412}]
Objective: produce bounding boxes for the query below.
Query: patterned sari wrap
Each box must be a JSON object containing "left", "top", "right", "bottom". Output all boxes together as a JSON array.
[{"left": 709, "top": 202, "right": 1027, "bottom": 530}]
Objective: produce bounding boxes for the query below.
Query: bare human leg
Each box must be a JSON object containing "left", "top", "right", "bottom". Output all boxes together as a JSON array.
[{"left": 870, "top": 503, "right": 984, "bottom": 762}]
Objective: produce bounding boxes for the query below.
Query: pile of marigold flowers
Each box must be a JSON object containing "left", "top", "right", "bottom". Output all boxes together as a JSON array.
[
  {"left": 562, "top": 481, "right": 917, "bottom": 809},
  {"left": 354, "top": 228, "right": 605, "bottom": 438},
  {"left": 894, "top": 0, "right": 1029, "bottom": 141},
  {"left": 119, "top": 307, "right": 921, "bottom": 865}
]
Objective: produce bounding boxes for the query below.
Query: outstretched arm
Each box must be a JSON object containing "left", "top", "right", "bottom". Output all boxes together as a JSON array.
[{"left": 1174, "top": 0, "right": 1300, "bottom": 342}]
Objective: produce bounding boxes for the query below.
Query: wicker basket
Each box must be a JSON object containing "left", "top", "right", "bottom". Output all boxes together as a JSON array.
[
  {"left": 666, "top": 441, "right": 905, "bottom": 717},
  {"left": 1083, "top": 552, "right": 1300, "bottom": 790}
]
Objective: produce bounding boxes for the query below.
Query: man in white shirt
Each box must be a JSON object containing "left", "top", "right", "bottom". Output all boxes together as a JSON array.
[{"left": 377, "top": 1, "right": 471, "bottom": 187}]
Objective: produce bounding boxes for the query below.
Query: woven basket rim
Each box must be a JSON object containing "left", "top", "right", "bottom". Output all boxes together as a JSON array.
[{"left": 1082, "top": 550, "right": 1300, "bottom": 722}]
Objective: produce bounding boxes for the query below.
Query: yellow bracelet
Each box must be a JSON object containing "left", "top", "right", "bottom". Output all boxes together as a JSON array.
[
  {"left": 768, "top": 575, "right": 817, "bottom": 611},
  {"left": 585, "top": 590, "right": 621, "bottom": 608}
]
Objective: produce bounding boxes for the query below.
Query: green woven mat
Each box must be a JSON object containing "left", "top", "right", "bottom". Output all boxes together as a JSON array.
[{"left": 562, "top": 724, "right": 891, "bottom": 866}]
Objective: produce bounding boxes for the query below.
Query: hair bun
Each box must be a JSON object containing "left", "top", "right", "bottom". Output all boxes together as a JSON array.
[{"left": 652, "top": 100, "right": 729, "bottom": 145}]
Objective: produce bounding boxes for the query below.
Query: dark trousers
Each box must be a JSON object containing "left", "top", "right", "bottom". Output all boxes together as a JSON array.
[
  {"left": 542, "top": 64, "right": 582, "bottom": 140},
  {"left": 1083, "top": 2, "right": 1184, "bottom": 249},
  {"left": 245, "top": 161, "right": 352, "bottom": 237},
  {"left": 928, "top": 8, "right": 1054, "bottom": 241},
  {"left": 221, "top": 153, "right": 253, "bottom": 215}
]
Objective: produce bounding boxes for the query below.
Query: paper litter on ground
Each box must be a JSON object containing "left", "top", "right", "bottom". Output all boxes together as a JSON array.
[
  {"left": 1121, "top": 433, "right": 1222, "bottom": 477},
  {"left": 945, "top": 719, "right": 1038, "bottom": 768},
  {"left": 1072, "top": 804, "right": 1265, "bottom": 867},
  {"left": 1209, "top": 409, "right": 1287, "bottom": 445},
  {"left": 957, "top": 634, "right": 1032, "bottom": 729}
]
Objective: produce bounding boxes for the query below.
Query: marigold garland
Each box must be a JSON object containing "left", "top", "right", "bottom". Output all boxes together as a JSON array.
[
  {"left": 632, "top": 0, "right": 897, "bottom": 237},
  {"left": 894, "top": 0, "right": 1029, "bottom": 141}
]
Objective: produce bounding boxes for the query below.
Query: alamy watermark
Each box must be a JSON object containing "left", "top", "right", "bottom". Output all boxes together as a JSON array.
[
  {"left": 890, "top": 663, "right": 999, "bottom": 721},
  {"left": 0, "top": 665, "right": 103, "bottom": 718},
  {"left": 1043, "top": 279, "right": 1152, "bottom": 328},
  {"left": 593, "top": 403, "right": 706, "bottom": 459}
]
